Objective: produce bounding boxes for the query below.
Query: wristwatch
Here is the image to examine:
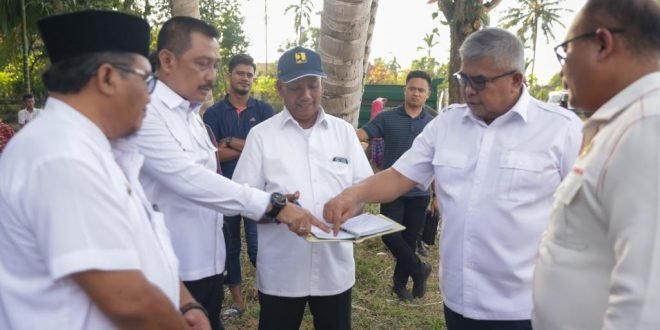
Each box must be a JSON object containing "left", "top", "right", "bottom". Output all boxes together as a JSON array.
[
  {"left": 225, "top": 136, "right": 233, "bottom": 148},
  {"left": 266, "top": 192, "right": 287, "bottom": 219}
]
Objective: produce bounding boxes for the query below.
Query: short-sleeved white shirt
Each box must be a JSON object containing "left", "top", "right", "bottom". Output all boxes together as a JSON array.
[
  {"left": 17, "top": 108, "right": 43, "bottom": 125},
  {"left": 393, "top": 86, "right": 583, "bottom": 320},
  {"left": 0, "top": 97, "right": 180, "bottom": 329},
  {"left": 137, "top": 81, "right": 270, "bottom": 281},
  {"left": 232, "top": 109, "right": 373, "bottom": 297},
  {"left": 534, "top": 72, "right": 660, "bottom": 329}
]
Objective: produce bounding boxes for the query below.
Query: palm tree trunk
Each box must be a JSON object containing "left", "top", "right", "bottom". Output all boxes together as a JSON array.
[
  {"left": 319, "top": 0, "right": 373, "bottom": 127},
  {"left": 362, "top": 0, "right": 379, "bottom": 81},
  {"left": 20, "top": 0, "right": 30, "bottom": 93},
  {"left": 171, "top": 0, "right": 200, "bottom": 18}
]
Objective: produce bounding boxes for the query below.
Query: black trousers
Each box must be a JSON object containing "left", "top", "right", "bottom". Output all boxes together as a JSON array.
[
  {"left": 257, "top": 288, "right": 352, "bottom": 330},
  {"left": 444, "top": 305, "right": 532, "bottom": 330},
  {"left": 184, "top": 274, "right": 225, "bottom": 330},
  {"left": 380, "top": 195, "right": 430, "bottom": 287}
]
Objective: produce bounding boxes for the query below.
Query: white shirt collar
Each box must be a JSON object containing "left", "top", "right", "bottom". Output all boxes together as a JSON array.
[
  {"left": 589, "top": 71, "right": 660, "bottom": 122},
  {"left": 462, "top": 84, "right": 532, "bottom": 124},
  {"left": 153, "top": 80, "right": 200, "bottom": 114},
  {"left": 279, "top": 106, "right": 329, "bottom": 130}
]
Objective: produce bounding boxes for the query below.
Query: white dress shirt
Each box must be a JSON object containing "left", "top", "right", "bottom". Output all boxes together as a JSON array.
[
  {"left": 232, "top": 108, "right": 373, "bottom": 297},
  {"left": 17, "top": 107, "right": 43, "bottom": 125},
  {"left": 137, "top": 81, "right": 271, "bottom": 281},
  {"left": 0, "top": 98, "right": 180, "bottom": 329},
  {"left": 393, "top": 86, "right": 583, "bottom": 320},
  {"left": 534, "top": 72, "right": 660, "bottom": 330}
]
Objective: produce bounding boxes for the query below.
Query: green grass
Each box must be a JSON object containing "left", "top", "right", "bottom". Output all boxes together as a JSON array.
[{"left": 224, "top": 205, "right": 445, "bottom": 330}]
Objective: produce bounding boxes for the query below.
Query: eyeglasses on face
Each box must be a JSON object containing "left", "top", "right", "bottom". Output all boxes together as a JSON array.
[
  {"left": 112, "top": 64, "right": 158, "bottom": 94},
  {"left": 453, "top": 70, "right": 517, "bottom": 91},
  {"left": 554, "top": 28, "right": 624, "bottom": 66}
]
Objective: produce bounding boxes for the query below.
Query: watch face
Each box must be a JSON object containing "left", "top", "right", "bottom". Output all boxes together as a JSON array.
[{"left": 272, "top": 192, "right": 286, "bottom": 205}]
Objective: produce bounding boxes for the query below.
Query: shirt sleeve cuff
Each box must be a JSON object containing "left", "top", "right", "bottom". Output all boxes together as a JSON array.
[
  {"left": 50, "top": 250, "right": 141, "bottom": 280},
  {"left": 240, "top": 185, "right": 271, "bottom": 221}
]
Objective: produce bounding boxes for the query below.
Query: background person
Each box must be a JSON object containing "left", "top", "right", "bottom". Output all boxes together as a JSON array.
[
  {"left": 203, "top": 53, "right": 275, "bottom": 320},
  {"left": 357, "top": 70, "right": 436, "bottom": 301},
  {"left": 17, "top": 93, "right": 43, "bottom": 128},
  {"left": 533, "top": 0, "right": 660, "bottom": 328},
  {"left": 325, "top": 28, "right": 582, "bottom": 330}
]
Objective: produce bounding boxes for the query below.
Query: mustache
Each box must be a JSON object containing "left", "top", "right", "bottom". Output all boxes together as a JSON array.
[{"left": 199, "top": 82, "right": 215, "bottom": 89}]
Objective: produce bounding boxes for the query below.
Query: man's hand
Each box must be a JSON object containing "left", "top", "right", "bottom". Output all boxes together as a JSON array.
[
  {"left": 182, "top": 309, "right": 211, "bottom": 330},
  {"left": 276, "top": 202, "right": 330, "bottom": 237},
  {"left": 323, "top": 189, "right": 363, "bottom": 236},
  {"left": 430, "top": 197, "right": 440, "bottom": 214}
]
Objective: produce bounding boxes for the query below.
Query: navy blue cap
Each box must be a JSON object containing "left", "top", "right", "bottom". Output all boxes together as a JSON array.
[
  {"left": 38, "top": 10, "right": 150, "bottom": 64},
  {"left": 277, "top": 46, "right": 325, "bottom": 83}
]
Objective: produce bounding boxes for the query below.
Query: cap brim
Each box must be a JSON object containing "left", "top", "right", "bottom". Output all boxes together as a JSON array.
[{"left": 280, "top": 71, "right": 326, "bottom": 83}]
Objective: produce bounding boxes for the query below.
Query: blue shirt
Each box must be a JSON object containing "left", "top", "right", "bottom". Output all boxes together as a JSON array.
[
  {"left": 362, "top": 105, "right": 434, "bottom": 196},
  {"left": 203, "top": 95, "right": 274, "bottom": 178}
]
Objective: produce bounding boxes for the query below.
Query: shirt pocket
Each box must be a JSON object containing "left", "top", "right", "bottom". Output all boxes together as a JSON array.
[
  {"left": 432, "top": 151, "right": 468, "bottom": 197},
  {"left": 548, "top": 172, "right": 589, "bottom": 250},
  {"left": 497, "top": 151, "right": 553, "bottom": 201}
]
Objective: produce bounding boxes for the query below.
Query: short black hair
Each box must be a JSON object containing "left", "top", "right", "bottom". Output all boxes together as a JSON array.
[
  {"left": 406, "top": 70, "right": 432, "bottom": 88},
  {"left": 157, "top": 16, "right": 219, "bottom": 57},
  {"left": 228, "top": 54, "right": 256, "bottom": 72},
  {"left": 583, "top": 0, "right": 660, "bottom": 56},
  {"left": 22, "top": 93, "right": 34, "bottom": 101},
  {"left": 42, "top": 51, "right": 135, "bottom": 94}
]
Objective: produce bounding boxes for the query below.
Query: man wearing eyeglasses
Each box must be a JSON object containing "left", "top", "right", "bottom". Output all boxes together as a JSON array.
[
  {"left": 325, "top": 27, "right": 582, "bottom": 330},
  {"left": 0, "top": 11, "right": 210, "bottom": 330},
  {"left": 357, "top": 70, "right": 437, "bottom": 302},
  {"left": 136, "top": 17, "right": 328, "bottom": 330},
  {"left": 533, "top": 1, "right": 660, "bottom": 329}
]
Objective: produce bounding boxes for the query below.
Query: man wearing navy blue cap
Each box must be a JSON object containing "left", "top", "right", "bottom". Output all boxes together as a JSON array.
[
  {"left": 232, "top": 46, "right": 373, "bottom": 330},
  {"left": 0, "top": 10, "right": 210, "bottom": 330}
]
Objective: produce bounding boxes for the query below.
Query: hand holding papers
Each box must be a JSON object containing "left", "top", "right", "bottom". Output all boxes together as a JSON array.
[{"left": 308, "top": 213, "right": 405, "bottom": 243}]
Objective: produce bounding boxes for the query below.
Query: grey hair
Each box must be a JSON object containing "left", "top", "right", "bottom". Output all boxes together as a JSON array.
[{"left": 459, "top": 28, "right": 525, "bottom": 73}]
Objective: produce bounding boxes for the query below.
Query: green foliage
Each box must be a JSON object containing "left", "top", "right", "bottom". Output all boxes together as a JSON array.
[{"left": 252, "top": 75, "right": 283, "bottom": 111}]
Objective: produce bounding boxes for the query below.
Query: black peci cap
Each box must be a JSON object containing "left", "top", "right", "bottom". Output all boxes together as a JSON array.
[{"left": 38, "top": 10, "right": 150, "bottom": 64}]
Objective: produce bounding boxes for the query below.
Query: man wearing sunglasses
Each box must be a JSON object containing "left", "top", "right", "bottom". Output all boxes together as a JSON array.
[
  {"left": 0, "top": 11, "right": 210, "bottom": 330},
  {"left": 533, "top": 0, "right": 660, "bottom": 329},
  {"left": 325, "top": 27, "right": 582, "bottom": 330}
]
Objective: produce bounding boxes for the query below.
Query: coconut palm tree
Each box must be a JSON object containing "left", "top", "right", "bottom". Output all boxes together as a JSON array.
[
  {"left": 499, "top": 0, "right": 571, "bottom": 80},
  {"left": 428, "top": 0, "right": 503, "bottom": 104},
  {"left": 319, "top": 0, "right": 378, "bottom": 127},
  {"left": 171, "top": 0, "right": 199, "bottom": 17}
]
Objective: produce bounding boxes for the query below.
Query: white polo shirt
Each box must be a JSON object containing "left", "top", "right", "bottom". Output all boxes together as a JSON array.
[
  {"left": 393, "top": 86, "right": 583, "bottom": 320},
  {"left": 0, "top": 97, "right": 180, "bottom": 329},
  {"left": 232, "top": 108, "right": 373, "bottom": 297},
  {"left": 17, "top": 107, "right": 43, "bottom": 125},
  {"left": 534, "top": 72, "right": 660, "bottom": 329},
  {"left": 137, "top": 81, "right": 271, "bottom": 281}
]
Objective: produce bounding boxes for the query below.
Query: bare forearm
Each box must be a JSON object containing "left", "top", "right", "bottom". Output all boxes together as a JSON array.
[
  {"left": 351, "top": 168, "right": 417, "bottom": 204},
  {"left": 73, "top": 271, "right": 187, "bottom": 330},
  {"left": 217, "top": 146, "right": 240, "bottom": 162}
]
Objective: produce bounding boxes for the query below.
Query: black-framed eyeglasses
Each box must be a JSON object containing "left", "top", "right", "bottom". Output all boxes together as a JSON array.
[
  {"left": 554, "top": 28, "right": 624, "bottom": 66},
  {"left": 112, "top": 64, "right": 158, "bottom": 94},
  {"left": 453, "top": 70, "right": 517, "bottom": 92}
]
